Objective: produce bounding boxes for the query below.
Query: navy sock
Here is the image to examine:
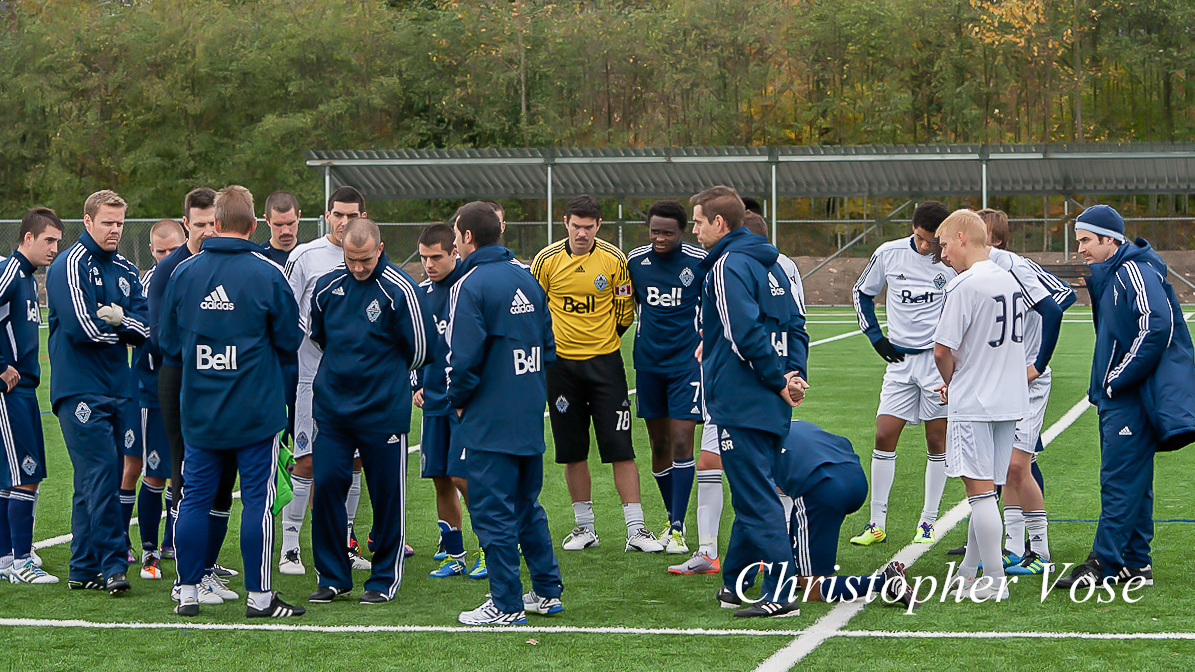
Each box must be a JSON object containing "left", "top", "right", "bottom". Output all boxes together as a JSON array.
[
  {"left": 119, "top": 488, "right": 136, "bottom": 549},
  {"left": 0, "top": 490, "right": 11, "bottom": 557},
  {"left": 670, "top": 458, "right": 695, "bottom": 529},
  {"left": 820, "top": 574, "right": 884, "bottom": 602},
  {"left": 1031, "top": 456, "right": 1045, "bottom": 497},
  {"left": 442, "top": 528, "right": 465, "bottom": 556},
  {"left": 652, "top": 467, "right": 673, "bottom": 522},
  {"left": 162, "top": 492, "right": 175, "bottom": 548},
  {"left": 8, "top": 489, "right": 36, "bottom": 559},
  {"left": 137, "top": 482, "right": 165, "bottom": 552},
  {"left": 206, "top": 509, "right": 230, "bottom": 569}
]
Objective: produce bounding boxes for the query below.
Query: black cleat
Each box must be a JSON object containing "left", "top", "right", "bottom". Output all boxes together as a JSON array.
[
  {"left": 68, "top": 573, "right": 105, "bottom": 591},
  {"left": 173, "top": 599, "right": 200, "bottom": 617},
  {"left": 715, "top": 584, "right": 742, "bottom": 609},
  {"left": 247, "top": 593, "right": 306, "bottom": 618},
  {"left": 946, "top": 544, "right": 967, "bottom": 556},
  {"left": 1117, "top": 564, "right": 1154, "bottom": 587},
  {"left": 106, "top": 572, "right": 131, "bottom": 596},
  {"left": 309, "top": 586, "right": 351, "bottom": 603},
  {"left": 1054, "top": 555, "right": 1115, "bottom": 591},
  {"left": 360, "top": 590, "right": 390, "bottom": 604},
  {"left": 881, "top": 561, "right": 919, "bottom": 609},
  {"left": 734, "top": 599, "right": 801, "bottom": 618}
]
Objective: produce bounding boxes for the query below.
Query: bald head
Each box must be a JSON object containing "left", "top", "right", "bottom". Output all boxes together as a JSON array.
[{"left": 344, "top": 218, "right": 381, "bottom": 248}]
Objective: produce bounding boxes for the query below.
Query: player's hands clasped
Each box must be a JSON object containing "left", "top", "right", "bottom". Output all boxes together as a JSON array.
[
  {"left": 96, "top": 303, "right": 125, "bottom": 327},
  {"left": 0, "top": 365, "right": 19, "bottom": 392},
  {"left": 780, "top": 372, "right": 810, "bottom": 407},
  {"left": 872, "top": 337, "right": 906, "bottom": 363}
]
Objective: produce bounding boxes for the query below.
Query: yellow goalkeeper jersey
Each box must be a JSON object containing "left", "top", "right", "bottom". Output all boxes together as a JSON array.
[{"left": 531, "top": 238, "right": 635, "bottom": 359}]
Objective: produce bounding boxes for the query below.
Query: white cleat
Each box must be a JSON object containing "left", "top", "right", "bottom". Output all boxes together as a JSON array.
[
  {"left": 561, "top": 527, "right": 599, "bottom": 551},
  {"left": 9, "top": 558, "right": 58, "bottom": 584},
  {"left": 625, "top": 528, "right": 665, "bottom": 553},
  {"left": 172, "top": 583, "right": 224, "bottom": 605},
  {"left": 457, "top": 599, "right": 528, "bottom": 626},
  {"left": 348, "top": 546, "right": 372, "bottom": 571},
  {"left": 279, "top": 548, "right": 306, "bottom": 576},
  {"left": 29, "top": 548, "right": 42, "bottom": 568},
  {"left": 664, "top": 530, "right": 689, "bottom": 555},
  {"left": 203, "top": 572, "right": 238, "bottom": 600}
]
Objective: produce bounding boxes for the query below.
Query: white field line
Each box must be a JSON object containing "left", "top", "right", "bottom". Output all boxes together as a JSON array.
[
  {"left": 2, "top": 618, "right": 1193, "bottom": 643},
  {"left": 755, "top": 395, "right": 1094, "bottom": 672}
]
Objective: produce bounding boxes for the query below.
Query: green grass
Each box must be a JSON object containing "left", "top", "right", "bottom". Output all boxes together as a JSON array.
[{"left": 6, "top": 306, "right": 1195, "bottom": 671}]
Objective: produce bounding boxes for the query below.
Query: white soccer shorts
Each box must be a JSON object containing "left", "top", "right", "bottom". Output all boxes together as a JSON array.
[
  {"left": 945, "top": 419, "right": 1016, "bottom": 485},
  {"left": 1013, "top": 370, "right": 1052, "bottom": 455},
  {"left": 876, "top": 349, "right": 948, "bottom": 425},
  {"left": 699, "top": 421, "right": 720, "bottom": 455}
]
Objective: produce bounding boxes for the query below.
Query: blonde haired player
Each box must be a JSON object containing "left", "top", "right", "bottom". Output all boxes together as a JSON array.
[{"left": 932, "top": 210, "right": 1029, "bottom": 601}]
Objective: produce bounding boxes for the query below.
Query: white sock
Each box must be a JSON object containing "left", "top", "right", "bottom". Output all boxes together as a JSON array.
[
  {"left": 1003, "top": 505, "right": 1025, "bottom": 557},
  {"left": 970, "top": 492, "right": 1005, "bottom": 583},
  {"left": 697, "top": 469, "right": 723, "bottom": 559},
  {"left": 346, "top": 470, "right": 362, "bottom": 526},
  {"left": 622, "top": 502, "right": 644, "bottom": 534},
  {"left": 778, "top": 494, "right": 794, "bottom": 534},
  {"left": 869, "top": 450, "right": 896, "bottom": 529},
  {"left": 958, "top": 515, "right": 980, "bottom": 580},
  {"left": 282, "top": 475, "right": 312, "bottom": 553},
  {"left": 0, "top": 554, "right": 12, "bottom": 571},
  {"left": 179, "top": 584, "right": 198, "bottom": 602},
  {"left": 1024, "top": 510, "right": 1050, "bottom": 561},
  {"left": 921, "top": 452, "right": 946, "bottom": 525},
  {"left": 572, "top": 501, "right": 595, "bottom": 531},
  {"left": 248, "top": 591, "right": 273, "bottom": 610}
]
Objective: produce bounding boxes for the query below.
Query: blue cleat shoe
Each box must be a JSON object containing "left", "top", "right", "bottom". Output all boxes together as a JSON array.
[
  {"left": 468, "top": 551, "right": 487, "bottom": 580},
  {"left": 429, "top": 555, "right": 467, "bottom": 578},
  {"left": 1006, "top": 551, "right": 1049, "bottom": 576}
]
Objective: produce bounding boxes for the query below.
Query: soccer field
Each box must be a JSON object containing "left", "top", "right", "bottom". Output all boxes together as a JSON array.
[{"left": 5, "top": 306, "right": 1195, "bottom": 671}]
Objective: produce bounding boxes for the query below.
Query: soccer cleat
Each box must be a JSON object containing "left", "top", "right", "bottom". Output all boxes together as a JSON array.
[
  {"left": 403, "top": 544, "right": 414, "bottom": 558},
  {"left": 665, "top": 530, "right": 689, "bottom": 555},
  {"left": 522, "top": 589, "right": 563, "bottom": 615},
  {"left": 1118, "top": 564, "right": 1154, "bottom": 586},
  {"left": 360, "top": 590, "right": 390, "bottom": 604},
  {"left": 429, "top": 555, "right": 467, "bottom": 578},
  {"left": 160, "top": 546, "right": 176, "bottom": 560},
  {"left": 1006, "top": 551, "right": 1049, "bottom": 576},
  {"left": 348, "top": 543, "right": 372, "bottom": 571},
  {"left": 1053, "top": 556, "right": 1113, "bottom": 591},
  {"left": 912, "top": 522, "right": 936, "bottom": 544},
  {"left": 309, "top": 586, "right": 351, "bottom": 603},
  {"left": 68, "top": 574, "right": 105, "bottom": 591},
  {"left": 0, "top": 558, "right": 12, "bottom": 580},
  {"left": 457, "top": 599, "right": 528, "bottom": 626},
  {"left": 625, "top": 528, "right": 665, "bottom": 553},
  {"left": 212, "top": 563, "right": 239, "bottom": 578},
  {"left": 468, "top": 551, "right": 487, "bottom": 580},
  {"left": 203, "top": 572, "right": 238, "bottom": 599},
  {"left": 247, "top": 593, "right": 306, "bottom": 618},
  {"left": 849, "top": 523, "right": 886, "bottom": 546},
  {"left": 140, "top": 552, "right": 163, "bottom": 580},
  {"left": 881, "top": 561, "right": 918, "bottom": 609},
  {"left": 950, "top": 575, "right": 975, "bottom": 600},
  {"left": 172, "top": 583, "right": 224, "bottom": 604},
  {"left": 106, "top": 572, "right": 131, "bottom": 595},
  {"left": 126, "top": 548, "right": 137, "bottom": 565},
  {"left": 715, "top": 584, "right": 742, "bottom": 609},
  {"left": 1003, "top": 550, "right": 1022, "bottom": 568},
  {"left": 30, "top": 548, "right": 42, "bottom": 568},
  {"left": 562, "top": 527, "right": 600, "bottom": 551},
  {"left": 9, "top": 558, "right": 59, "bottom": 585},
  {"left": 734, "top": 599, "right": 800, "bottom": 618},
  {"left": 668, "top": 551, "right": 721, "bottom": 575},
  {"left": 174, "top": 598, "right": 200, "bottom": 617},
  {"left": 946, "top": 544, "right": 966, "bottom": 556},
  {"left": 279, "top": 548, "right": 306, "bottom": 575}
]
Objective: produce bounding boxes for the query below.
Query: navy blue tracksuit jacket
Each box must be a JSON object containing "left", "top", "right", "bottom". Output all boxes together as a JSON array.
[
  {"left": 46, "top": 230, "right": 149, "bottom": 581},
  {"left": 1084, "top": 238, "right": 1195, "bottom": 576},
  {"left": 446, "top": 244, "right": 562, "bottom": 614},
  {"left": 307, "top": 254, "right": 432, "bottom": 597}
]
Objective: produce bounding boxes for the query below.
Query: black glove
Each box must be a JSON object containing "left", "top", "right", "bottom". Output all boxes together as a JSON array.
[{"left": 872, "top": 337, "right": 906, "bottom": 363}]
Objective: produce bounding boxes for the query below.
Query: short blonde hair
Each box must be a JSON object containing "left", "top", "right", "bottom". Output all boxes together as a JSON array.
[
  {"left": 937, "top": 209, "right": 987, "bottom": 248},
  {"left": 84, "top": 190, "right": 127, "bottom": 220},
  {"left": 214, "top": 185, "right": 256, "bottom": 234}
]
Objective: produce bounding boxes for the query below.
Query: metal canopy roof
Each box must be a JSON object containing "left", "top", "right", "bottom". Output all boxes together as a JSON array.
[{"left": 306, "top": 143, "right": 1195, "bottom": 201}]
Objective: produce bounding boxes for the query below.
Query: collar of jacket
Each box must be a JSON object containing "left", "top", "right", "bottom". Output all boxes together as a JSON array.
[
  {"left": 435, "top": 256, "right": 466, "bottom": 287},
  {"left": 9, "top": 250, "right": 33, "bottom": 275},
  {"left": 200, "top": 237, "right": 265, "bottom": 254},
  {"left": 458, "top": 245, "right": 515, "bottom": 274},
  {"left": 78, "top": 230, "right": 113, "bottom": 260},
  {"left": 1086, "top": 237, "right": 1163, "bottom": 300},
  {"left": 699, "top": 226, "right": 779, "bottom": 271}
]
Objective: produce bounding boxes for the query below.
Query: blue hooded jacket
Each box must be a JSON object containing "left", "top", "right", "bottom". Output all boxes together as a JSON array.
[
  {"left": 158, "top": 237, "right": 301, "bottom": 450},
  {"left": 446, "top": 245, "right": 556, "bottom": 456},
  {"left": 0, "top": 251, "right": 44, "bottom": 394},
  {"left": 309, "top": 253, "right": 433, "bottom": 435},
  {"left": 47, "top": 231, "right": 150, "bottom": 408},
  {"left": 1085, "top": 238, "right": 1195, "bottom": 451},
  {"left": 775, "top": 420, "right": 862, "bottom": 498},
  {"left": 699, "top": 227, "right": 808, "bottom": 437}
]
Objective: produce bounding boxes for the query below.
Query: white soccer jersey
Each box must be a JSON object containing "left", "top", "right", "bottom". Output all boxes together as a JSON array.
[
  {"left": 933, "top": 259, "right": 1029, "bottom": 422},
  {"left": 988, "top": 248, "right": 1069, "bottom": 368},
  {"left": 777, "top": 255, "right": 806, "bottom": 316},
  {"left": 284, "top": 235, "right": 345, "bottom": 380},
  {"left": 853, "top": 236, "right": 956, "bottom": 350}
]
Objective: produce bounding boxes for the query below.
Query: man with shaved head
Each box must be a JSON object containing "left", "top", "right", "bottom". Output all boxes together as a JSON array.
[{"left": 305, "top": 218, "right": 432, "bottom": 605}]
